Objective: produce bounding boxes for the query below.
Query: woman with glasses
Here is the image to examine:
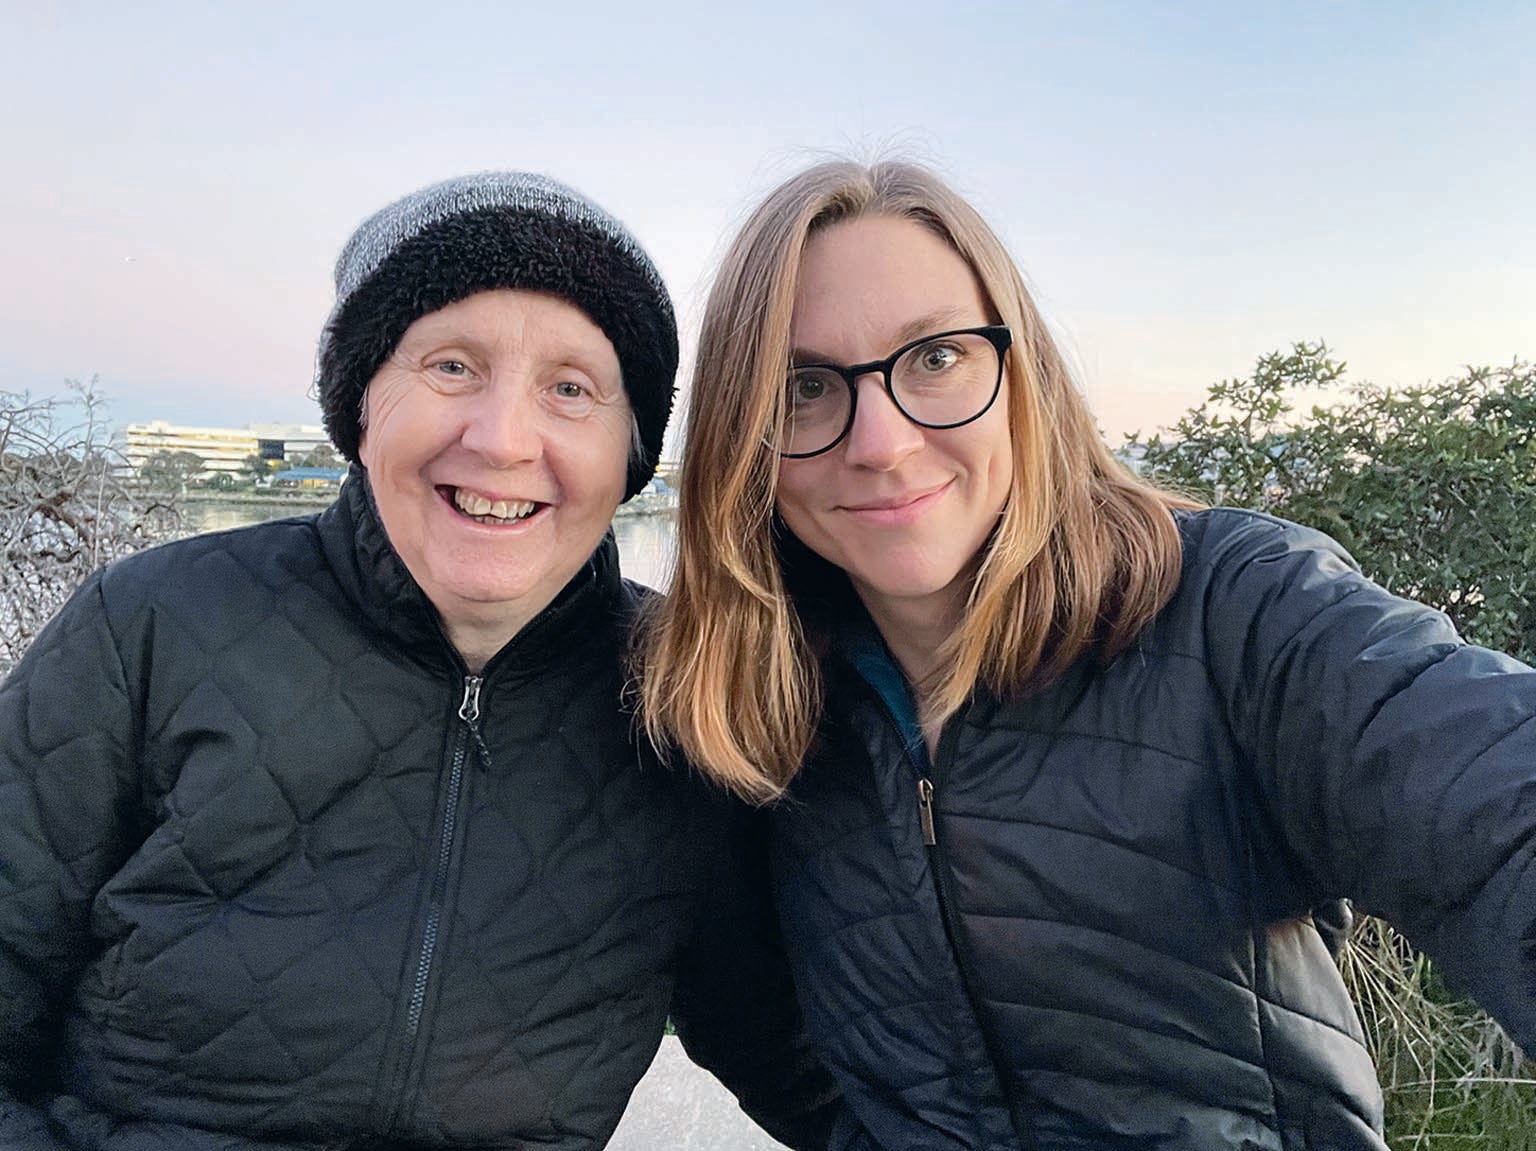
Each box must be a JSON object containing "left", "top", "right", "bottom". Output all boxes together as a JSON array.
[{"left": 640, "top": 158, "right": 1536, "bottom": 1149}]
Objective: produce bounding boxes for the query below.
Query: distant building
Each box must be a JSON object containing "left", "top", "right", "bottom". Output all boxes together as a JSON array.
[
  {"left": 248, "top": 424, "right": 332, "bottom": 465},
  {"left": 122, "top": 421, "right": 331, "bottom": 479},
  {"left": 623, "top": 474, "right": 678, "bottom": 515},
  {"left": 272, "top": 466, "right": 347, "bottom": 490}
]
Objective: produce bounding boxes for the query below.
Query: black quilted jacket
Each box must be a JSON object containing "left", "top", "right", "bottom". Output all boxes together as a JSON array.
[
  {"left": 770, "top": 509, "right": 1536, "bottom": 1150},
  {"left": 0, "top": 476, "right": 835, "bottom": 1151}
]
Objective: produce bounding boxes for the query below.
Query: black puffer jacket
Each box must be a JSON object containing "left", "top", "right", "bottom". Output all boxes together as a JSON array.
[
  {"left": 0, "top": 477, "right": 834, "bottom": 1150},
  {"left": 770, "top": 509, "right": 1536, "bottom": 1150}
]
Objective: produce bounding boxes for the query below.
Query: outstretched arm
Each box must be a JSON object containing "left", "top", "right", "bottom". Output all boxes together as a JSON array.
[{"left": 1197, "top": 511, "right": 1536, "bottom": 1048}]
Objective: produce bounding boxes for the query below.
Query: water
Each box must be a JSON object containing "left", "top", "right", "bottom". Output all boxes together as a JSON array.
[
  {"left": 606, "top": 513, "right": 676, "bottom": 590},
  {"left": 184, "top": 499, "right": 678, "bottom": 590}
]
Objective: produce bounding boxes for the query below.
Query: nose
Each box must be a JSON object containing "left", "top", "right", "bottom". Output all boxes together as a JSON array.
[
  {"left": 841, "top": 374, "right": 923, "bottom": 470},
  {"left": 458, "top": 376, "right": 543, "bottom": 465}
]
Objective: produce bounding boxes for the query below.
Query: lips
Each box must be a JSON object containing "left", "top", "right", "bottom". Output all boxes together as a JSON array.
[
  {"left": 841, "top": 482, "right": 948, "bottom": 514},
  {"left": 445, "top": 486, "right": 540, "bottom": 524}
]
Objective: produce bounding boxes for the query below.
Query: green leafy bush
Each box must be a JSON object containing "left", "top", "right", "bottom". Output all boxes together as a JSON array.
[{"left": 1129, "top": 342, "right": 1536, "bottom": 663}]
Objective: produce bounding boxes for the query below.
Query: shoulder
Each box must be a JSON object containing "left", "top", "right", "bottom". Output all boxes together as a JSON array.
[
  {"left": 1157, "top": 506, "right": 1464, "bottom": 672},
  {"left": 96, "top": 516, "right": 326, "bottom": 619},
  {"left": 599, "top": 575, "right": 662, "bottom": 640},
  {"left": 1166, "top": 507, "right": 1373, "bottom": 624},
  {"left": 618, "top": 576, "right": 661, "bottom": 613},
  {"left": 1174, "top": 507, "right": 1357, "bottom": 579}
]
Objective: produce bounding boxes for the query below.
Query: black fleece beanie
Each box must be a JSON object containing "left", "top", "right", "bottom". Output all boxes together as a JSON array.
[{"left": 315, "top": 172, "right": 677, "bottom": 500}]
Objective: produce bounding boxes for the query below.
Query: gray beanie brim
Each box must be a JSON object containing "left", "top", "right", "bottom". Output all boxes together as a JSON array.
[{"left": 315, "top": 173, "right": 677, "bottom": 501}]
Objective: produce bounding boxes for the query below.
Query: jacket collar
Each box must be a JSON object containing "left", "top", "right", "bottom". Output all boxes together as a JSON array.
[{"left": 318, "top": 465, "right": 625, "bottom": 677}]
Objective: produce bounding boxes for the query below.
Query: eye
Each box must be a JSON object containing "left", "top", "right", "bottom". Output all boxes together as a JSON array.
[
  {"left": 789, "top": 373, "right": 828, "bottom": 403},
  {"left": 916, "top": 342, "right": 962, "bottom": 372},
  {"left": 420, "top": 356, "right": 479, "bottom": 394},
  {"left": 545, "top": 375, "right": 601, "bottom": 417},
  {"left": 787, "top": 368, "right": 847, "bottom": 406}
]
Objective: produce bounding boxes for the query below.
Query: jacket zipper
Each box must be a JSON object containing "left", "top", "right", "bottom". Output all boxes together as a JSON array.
[
  {"left": 384, "top": 673, "right": 479, "bottom": 1130},
  {"left": 914, "top": 718, "right": 1039, "bottom": 1150},
  {"left": 406, "top": 674, "right": 478, "bottom": 1033},
  {"left": 917, "top": 777, "right": 937, "bottom": 845}
]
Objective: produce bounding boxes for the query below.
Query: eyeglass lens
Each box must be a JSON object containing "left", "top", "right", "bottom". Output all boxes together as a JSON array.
[{"left": 781, "top": 330, "right": 1002, "bottom": 457}]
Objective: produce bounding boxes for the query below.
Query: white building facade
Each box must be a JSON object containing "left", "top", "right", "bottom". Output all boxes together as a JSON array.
[{"left": 122, "top": 421, "right": 332, "bottom": 478}]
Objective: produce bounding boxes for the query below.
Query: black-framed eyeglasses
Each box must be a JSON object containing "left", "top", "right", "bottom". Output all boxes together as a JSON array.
[{"left": 776, "top": 324, "right": 1012, "bottom": 459}]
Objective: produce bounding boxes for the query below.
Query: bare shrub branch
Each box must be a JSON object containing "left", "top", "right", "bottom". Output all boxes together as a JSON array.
[{"left": 0, "top": 380, "right": 181, "bottom": 676}]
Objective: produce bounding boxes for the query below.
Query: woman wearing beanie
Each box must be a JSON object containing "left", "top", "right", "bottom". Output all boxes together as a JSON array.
[
  {"left": 640, "top": 159, "right": 1536, "bottom": 1149},
  {"left": 0, "top": 173, "right": 836, "bottom": 1150}
]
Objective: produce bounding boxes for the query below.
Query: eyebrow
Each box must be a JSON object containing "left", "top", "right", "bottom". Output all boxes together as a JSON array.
[{"left": 790, "top": 306, "right": 980, "bottom": 366}]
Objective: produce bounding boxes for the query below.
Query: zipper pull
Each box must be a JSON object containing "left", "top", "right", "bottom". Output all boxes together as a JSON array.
[
  {"left": 458, "top": 675, "right": 483, "bottom": 724},
  {"left": 917, "top": 778, "right": 936, "bottom": 846}
]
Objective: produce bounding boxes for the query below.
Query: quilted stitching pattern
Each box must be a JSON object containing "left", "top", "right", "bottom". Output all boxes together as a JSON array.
[
  {"left": 772, "top": 508, "right": 1536, "bottom": 1150},
  {"left": 0, "top": 482, "right": 756, "bottom": 1150}
]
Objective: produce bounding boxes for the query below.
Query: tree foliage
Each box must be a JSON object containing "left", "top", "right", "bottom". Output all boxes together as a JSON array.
[
  {"left": 138, "top": 448, "right": 205, "bottom": 493},
  {"left": 0, "top": 382, "right": 181, "bottom": 676},
  {"left": 240, "top": 454, "right": 272, "bottom": 484},
  {"left": 1130, "top": 342, "right": 1536, "bottom": 664},
  {"left": 298, "top": 443, "right": 341, "bottom": 469},
  {"left": 1128, "top": 345, "right": 1536, "bottom": 1147}
]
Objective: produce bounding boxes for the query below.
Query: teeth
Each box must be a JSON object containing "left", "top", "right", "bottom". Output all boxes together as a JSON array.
[
  {"left": 489, "top": 498, "right": 535, "bottom": 520},
  {"left": 453, "top": 489, "right": 536, "bottom": 522}
]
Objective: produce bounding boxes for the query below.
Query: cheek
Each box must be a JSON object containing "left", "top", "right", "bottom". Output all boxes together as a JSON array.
[
  {"left": 772, "top": 467, "right": 825, "bottom": 543},
  {"left": 358, "top": 425, "right": 380, "bottom": 472},
  {"left": 362, "top": 389, "right": 459, "bottom": 476},
  {"left": 555, "top": 416, "right": 633, "bottom": 502},
  {"left": 772, "top": 466, "right": 804, "bottom": 518},
  {"left": 358, "top": 382, "right": 412, "bottom": 469},
  {"left": 976, "top": 411, "right": 1015, "bottom": 511},
  {"left": 987, "top": 441, "right": 1013, "bottom": 510}
]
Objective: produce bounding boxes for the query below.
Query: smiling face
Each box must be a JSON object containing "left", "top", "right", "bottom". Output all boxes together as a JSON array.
[
  {"left": 359, "top": 289, "right": 631, "bottom": 649},
  {"left": 776, "top": 214, "right": 1014, "bottom": 638}
]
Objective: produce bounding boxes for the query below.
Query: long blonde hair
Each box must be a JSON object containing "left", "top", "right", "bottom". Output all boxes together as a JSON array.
[{"left": 641, "top": 159, "right": 1191, "bottom": 803}]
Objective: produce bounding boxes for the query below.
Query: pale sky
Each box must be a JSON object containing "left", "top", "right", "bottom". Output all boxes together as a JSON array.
[{"left": 3, "top": 1, "right": 1531, "bottom": 448}]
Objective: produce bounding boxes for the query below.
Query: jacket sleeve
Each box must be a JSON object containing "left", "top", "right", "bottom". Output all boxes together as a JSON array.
[
  {"left": 0, "top": 572, "right": 141, "bottom": 1149},
  {"left": 669, "top": 800, "right": 841, "bottom": 1151},
  {"left": 1197, "top": 511, "right": 1536, "bottom": 1048}
]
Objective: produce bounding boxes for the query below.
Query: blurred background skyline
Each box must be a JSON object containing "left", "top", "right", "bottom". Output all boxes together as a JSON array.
[{"left": 3, "top": 1, "right": 1531, "bottom": 448}]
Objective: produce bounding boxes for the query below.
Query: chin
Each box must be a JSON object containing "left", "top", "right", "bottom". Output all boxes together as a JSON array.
[
  {"left": 859, "top": 570, "right": 963, "bottom": 602},
  {"left": 425, "top": 563, "right": 537, "bottom": 607}
]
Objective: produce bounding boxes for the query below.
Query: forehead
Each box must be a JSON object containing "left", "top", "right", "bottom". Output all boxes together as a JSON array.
[
  {"left": 790, "top": 215, "right": 991, "bottom": 354},
  {"left": 398, "top": 288, "right": 617, "bottom": 365}
]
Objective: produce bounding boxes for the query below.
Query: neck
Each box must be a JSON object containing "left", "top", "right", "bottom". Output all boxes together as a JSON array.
[
  {"left": 856, "top": 582, "right": 966, "bottom": 695},
  {"left": 439, "top": 603, "right": 539, "bottom": 673},
  {"left": 854, "top": 579, "right": 971, "bottom": 761}
]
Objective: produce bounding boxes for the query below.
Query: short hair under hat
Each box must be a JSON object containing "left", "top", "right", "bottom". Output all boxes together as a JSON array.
[{"left": 315, "top": 172, "right": 678, "bottom": 500}]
